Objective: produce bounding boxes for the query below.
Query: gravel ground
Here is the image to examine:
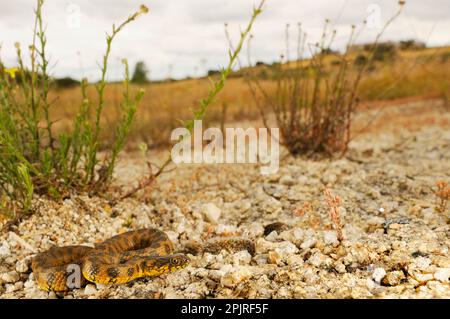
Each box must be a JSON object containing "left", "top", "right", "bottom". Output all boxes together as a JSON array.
[{"left": 0, "top": 100, "right": 449, "bottom": 299}]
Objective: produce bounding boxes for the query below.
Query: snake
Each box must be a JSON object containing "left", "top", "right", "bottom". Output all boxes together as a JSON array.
[{"left": 31, "top": 228, "right": 190, "bottom": 292}]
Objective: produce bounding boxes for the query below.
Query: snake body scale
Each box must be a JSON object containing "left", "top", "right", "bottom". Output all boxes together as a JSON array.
[{"left": 31, "top": 228, "right": 190, "bottom": 292}]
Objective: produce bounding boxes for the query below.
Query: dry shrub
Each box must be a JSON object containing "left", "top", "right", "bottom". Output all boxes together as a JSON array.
[
  {"left": 324, "top": 188, "right": 344, "bottom": 242},
  {"left": 434, "top": 181, "right": 450, "bottom": 214},
  {"left": 247, "top": 4, "right": 404, "bottom": 157}
]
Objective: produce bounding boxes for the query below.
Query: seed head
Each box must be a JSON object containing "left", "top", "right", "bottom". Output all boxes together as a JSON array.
[{"left": 140, "top": 5, "right": 149, "bottom": 14}]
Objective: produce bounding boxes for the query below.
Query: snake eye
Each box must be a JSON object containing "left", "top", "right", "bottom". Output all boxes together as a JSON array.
[
  {"left": 170, "top": 257, "right": 181, "bottom": 265},
  {"left": 170, "top": 255, "right": 189, "bottom": 267}
]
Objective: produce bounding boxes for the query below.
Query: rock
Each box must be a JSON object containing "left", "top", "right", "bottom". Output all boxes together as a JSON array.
[
  {"left": 96, "top": 283, "right": 108, "bottom": 290},
  {"left": 220, "top": 267, "right": 252, "bottom": 288},
  {"left": 411, "top": 251, "right": 429, "bottom": 258},
  {"left": 254, "top": 254, "right": 268, "bottom": 265},
  {"left": 293, "top": 286, "right": 306, "bottom": 298},
  {"left": 135, "top": 214, "right": 151, "bottom": 228},
  {"left": 264, "top": 222, "right": 289, "bottom": 236},
  {"left": 323, "top": 231, "right": 339, "bottom": 246},
  {"left": 24, "top": 286, "right": 48, "bottom": 299},
  {"left": 14, "top": 281, "right": 25, "bottom": 293},
  {"left": 334, "top": 262, "right": 347, "bottom": 274},
  {"left": 244, "top": 223, "right": 264, "bottom": 237},
  {"left": 300, "top": 238, "right": 316, "bottom": 250},
  {"left": 279, "top": 228, "right": 304, "bottom": 245},
  {"left": 268, "top": 251, "right": 282, "bottom": 265},
  {"left": 202, "top": 203, "right": 221, "bottom": 224},
  {"left": 322, "top": 173, "right": 337, "bottom": 185},
  {"left": 265, "top": 231, "right": 279, "bottom": 242},
  {"left": 260, "top": 197, "right": 282, "bottom": 214},
  {"left": 5, "top": 284, "right": 18, "bottom": 293},
  {"left": 383, "top": 218, "right": 410, "bottom": 231},
  {"left": 164, "top": 291, "right": 182, "bottom": 299},
  {"left": 16, "top": 257, "right": 32, "bottom": 273},
  {"left": 292, "top": 228, "right": 304, "bottom": 241},
  {"left": 275, "top": 241, "right": 298, "bottom": 257},
  {"left": 372, "top": 267, "right": 386, "bottom": 284},
  {"left": 0, "top": 271, "right": 20, "bottom": 284},
  {"left": 255, "top": 238, "right": 276, "bottom": 253},
  {"left": 24, "top": 277, "right": 36, "bottom": 288},
  {"left": 235, "top": 200, "right": 252, "bottom": 212},
  {"left": 279, "top": 175, "right": 295, "bottom": 186},
  {"left": 414, "top": 273, "right": 434, "bottom": 283},
  {"left": 83, "top": 284, "right": 97, "bottom": 296},
  {"left": 366, "top": 278, "right": 376, "bottom": 290},
  {"left": 308, "top": 252, "right": 329, "bottom": 267},
  {"left": 382, "top": 271, "right": 405, "bottom": 286},
  {"left": 231, "top": 251, "right": 252, "bottom": 265},
  {"left": 412, "top": 257, "right": 431, "bottom": 270},
  {"left": 48, "top": 292, "right": 58, "bottom": 299},
  {"left": 434, "top": 268, "right": 450, "bottom": 282},
  {"left": 285, "top": 254, "right": 304, "bottom": 266},
  {"left": 263, "top": 185, "right": 285, "bottom": 199},
  {"left": 0, "top": 241, "right": 11, "bottom": 258}
]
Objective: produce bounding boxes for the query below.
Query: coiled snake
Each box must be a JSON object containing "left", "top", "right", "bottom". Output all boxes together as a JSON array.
[{"left": 31, "top": 228, "right": 190, "bottom": 292}]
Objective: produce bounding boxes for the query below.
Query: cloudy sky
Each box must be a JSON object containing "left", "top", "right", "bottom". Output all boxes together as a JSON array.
[{"left": 0, "top": 0, "right": 449, "bottom": 81}]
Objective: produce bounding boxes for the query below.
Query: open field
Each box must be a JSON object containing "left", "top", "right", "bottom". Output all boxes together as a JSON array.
[
  {"left": 1, "top": 98, "right": 449, "bottom": 298},
  {"left": 49, "top": 45, "right": 450, "bottom": 148},
  {"left": 1, "top": 0, "right": 449, "bottom": 301}
]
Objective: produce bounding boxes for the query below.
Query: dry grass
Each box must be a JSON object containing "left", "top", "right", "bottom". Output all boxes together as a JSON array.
[
  {"left": 434, "top": 181, "right": 450, "bottom": 214},
  {"left": 47, "top": 45, "right": 450, "bottom": 150},
  {"left": 324, "top": 189, "right": 344, "bottom": 242}
]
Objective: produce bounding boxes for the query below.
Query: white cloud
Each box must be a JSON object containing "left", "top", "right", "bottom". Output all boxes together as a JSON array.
[{"left": 0, "top": 0, "right": 448, "bottom": 81}]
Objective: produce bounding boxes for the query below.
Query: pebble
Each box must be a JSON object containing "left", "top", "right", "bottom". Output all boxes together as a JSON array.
[
  {"left": 323, "top": 231, "right": 339, "bottom": 246},
  {"left": 334, "top": 262, "right": 347, "bottom": 274},
  {"left": 48, "top": 292, "right": 58, "bottom": 299},
  {"left": 300, "top": 238, "right": 317, "bottom": 250},
  {"left": 372, "top": 267, "right": 386, "bottom": 284},
  {"left": 268, "top": 251, "right": 282, "bottom": 265},
  {"left": 322, "top": 173, "right": 337, "bottom": 185},
  {"left": 16, "top": 257, "right": 32, "bottom": 273},
  {"left": 0, "top": 271, "right": 20, "bottom": 284},
  {"left": 265, "top": 231, "right": 279, "bottom": 242},
  {"left": 279, "top": 175, "right": 296, "bottom": 186},
  {"left": 0, "top": 241, "right": 11, "bottom": 258},
  {"left": 382, "top": 271, "right": 405, "bottom": 286},
  {"left": 308, "top": 252, "right": 329, "bottom": 267},
  {"left": 414, "top": 273, "right": 434, "bottom": 283},
  {"left": 275, "top": 241, "right": 298, "bottom": 257},
  {"left": 412, "top": 257, "right": 432, "bottom": 270},
  {"left": 231, "top": 251, "right": 252, "bottom": 265},
  {"left": 220, "top": 267, "right": 252, "bottom": 288},
  {"left": 5, "top": 284, "right": 18, "bottom": 293},
  {"left": 254, "top": 254, "right": 268, "bottom": 265},
  {"left": 255, "top": 238, "right": 276, "bottom": 253},
  {"left": 202, "top": 203, "right": 221, "bottom": 224},
  {"left": 83, "top": 284, "right": 97, "bottom": 296},
  {"left": 285, "top": 254, "right": 304, "bottom": 266},
  {"left": 434, "top": 268, "right": 450, "bottom": 283},
  {"left": 24, "top": 277, "right": 35, "bottom": 288}
]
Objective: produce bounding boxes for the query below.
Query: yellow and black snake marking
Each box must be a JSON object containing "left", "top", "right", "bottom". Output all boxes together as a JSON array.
[{"left": 31, "top": 228, "right": 190, "bottom": 292}]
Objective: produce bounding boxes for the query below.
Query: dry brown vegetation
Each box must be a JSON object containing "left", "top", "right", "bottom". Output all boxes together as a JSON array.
[{"left": 47, "top": 45, "right": 450, "bottom": 150}]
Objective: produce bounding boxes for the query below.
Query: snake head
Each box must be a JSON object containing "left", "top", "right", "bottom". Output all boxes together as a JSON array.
[
  {"left": 168, "top": 253, "right": 190, "bottom": 270},
  {"left": 140, "top": 253, "right": 190, "bottom": 276}
]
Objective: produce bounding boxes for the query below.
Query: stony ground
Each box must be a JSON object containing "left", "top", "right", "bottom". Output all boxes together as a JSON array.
[{"left": 0, "top": 99, "right": 449, "bottom": 299}]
